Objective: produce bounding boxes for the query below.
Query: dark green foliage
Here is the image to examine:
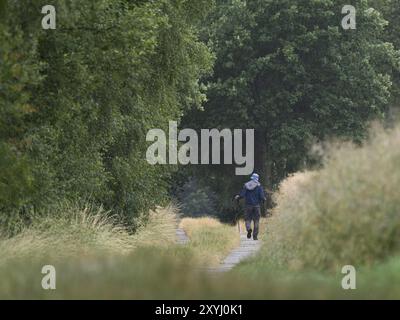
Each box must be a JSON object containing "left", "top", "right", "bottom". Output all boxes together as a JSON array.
[
  {"left": 2, "top": 0, "right": 400, "bottom": 227},
  {"left": 0, "top": 8, "right": 41, "bottom": 217},
  {"left": 369, "top": 0, "right": 400, "bottom": 117},
  {"left": 0, "top": 0, "right": 213, "bottom": 229},
  {"left": 183, "top": 0, "right": 400, "bottom": 213},
  {"left": 176, "top": 178, "right": 218, "bottom": 217}
]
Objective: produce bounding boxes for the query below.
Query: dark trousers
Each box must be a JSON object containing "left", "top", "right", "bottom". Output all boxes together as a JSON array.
[{"left": 245, "top": 206, "right": 261, "bottom": 238}]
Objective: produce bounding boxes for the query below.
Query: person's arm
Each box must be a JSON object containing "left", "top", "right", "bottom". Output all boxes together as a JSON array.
[{"left": 234, "top": 185, "right": 246, "bottom": 200}]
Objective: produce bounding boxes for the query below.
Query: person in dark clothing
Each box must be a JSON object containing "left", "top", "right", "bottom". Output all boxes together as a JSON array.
[{"left": 234, "top": 173, "right": 266, "bottom": 240}]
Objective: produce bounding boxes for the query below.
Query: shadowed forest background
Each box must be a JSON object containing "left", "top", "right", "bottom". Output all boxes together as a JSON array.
[{"left": 1, "top": 0, "right": 400, "bottom": 299}]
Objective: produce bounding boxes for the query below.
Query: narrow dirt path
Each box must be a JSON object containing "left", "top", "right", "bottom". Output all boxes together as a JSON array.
[
  {"left": 207, "top": 232, "right": 262, "bottom": 272},
  {"left": 177, "top": 220, "right": 263, "bottom": 272},
  {"left": 176, "top": 227, "right": 190, "bottom": 245}
]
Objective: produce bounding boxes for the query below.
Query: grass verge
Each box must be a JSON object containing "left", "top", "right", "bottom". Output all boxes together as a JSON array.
[
  {"left": 179, "top": 217, "right": 240, "bottom": 267},
  {"left": 3, "top": 124, "right": 400, "bottom": 299},
  {"left": 0, "top": 203, "right": 178, "bottom": 265}
]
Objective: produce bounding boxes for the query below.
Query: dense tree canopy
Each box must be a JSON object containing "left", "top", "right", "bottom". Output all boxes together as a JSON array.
[
  {"left": 0, "top": 0, "right": 213, "bottom": 229},
  {"left": 1, "top": 0, "right": 400, "bottom": 226},
  {"left": 370, "top": 0, "right": 400, "bottom": 108},
  {"left": 182, "top": 0, "right": 400, "bottom": 213}
]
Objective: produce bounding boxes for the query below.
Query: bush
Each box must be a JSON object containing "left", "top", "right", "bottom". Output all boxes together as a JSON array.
[
  {"left": 262, "top": 124, "right": 400, "bottom": 271},
  {"left": 0, "top": 0, "right": 213, "bottom": 225},
  {"left": 176, "top": 178, "right": 218, "bottom": 217},
  {"left": 0, "top": 202, "right": 179, "bottom": 265}
]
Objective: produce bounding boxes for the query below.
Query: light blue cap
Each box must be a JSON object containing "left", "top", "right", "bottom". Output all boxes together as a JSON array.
[{"left": 251, "top": 173, "right": 259, "bottom": 182}]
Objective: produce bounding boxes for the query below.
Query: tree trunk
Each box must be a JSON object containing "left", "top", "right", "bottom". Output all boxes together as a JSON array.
[{"left": 254, "top": 129, "right": 273, "bottom": 213}]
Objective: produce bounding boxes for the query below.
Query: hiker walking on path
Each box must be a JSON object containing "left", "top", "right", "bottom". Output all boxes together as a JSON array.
[{"left": 234, "top": 173, "right": 266, "bottom": 240}]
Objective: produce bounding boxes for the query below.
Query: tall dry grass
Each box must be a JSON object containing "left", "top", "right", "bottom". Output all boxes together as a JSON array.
[
  {"left": 180, "top": 217, "right": 240, "bottom": 266},
  {"left": 0, "top": 203, "right": 179, "bottom": 265},
  {"left": 130, "top": 205, "right": 178, "bottom": 248},
  {"left": 260, "top": 124, "right": 400, "bottom": 271}
]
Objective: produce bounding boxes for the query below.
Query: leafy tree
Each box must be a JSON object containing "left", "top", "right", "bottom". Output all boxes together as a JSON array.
[
  {"left": 184, "top": 0, "right": 399, "bottom": 205},
  {"left": 369, "top": 0, "right": 400, "bottom": 118},
  {"left": 0, "top": 3, "right": 40, "bottom": 217},
  {"left": 175, "top": 178, "right": 218, "bottom": 217},
  {"left": 0, "top": 0, "right": 213, "bottom": 228}
]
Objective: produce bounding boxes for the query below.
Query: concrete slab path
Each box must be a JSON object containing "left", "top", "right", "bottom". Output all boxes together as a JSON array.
[{"left": 207, "top": 232, "right": 262, "bottom": 272}]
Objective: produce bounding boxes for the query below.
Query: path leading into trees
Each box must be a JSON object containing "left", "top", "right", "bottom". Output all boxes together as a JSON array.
[
  {"left": 176, "top": 224, "right": 262, "bottom": 272},
  {"left": 176, "top": 227, "right": 190, "bottom": 245},
  {"left": 207, "top": 231, "right": 262, "bottom": 273}
]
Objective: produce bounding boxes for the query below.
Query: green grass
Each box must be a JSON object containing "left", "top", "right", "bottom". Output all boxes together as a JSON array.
[
  {"left": 2, "top": 124, "right": 400, "bottom": 299},
  {"left": 180, "top": 217, "right": 240, "bottom": 267},
  {"left": 0, "top": 203, "right": 242, "bottom": 299},
  {"left": 2, "top": 244, "right": 400, "bottom": 299}
]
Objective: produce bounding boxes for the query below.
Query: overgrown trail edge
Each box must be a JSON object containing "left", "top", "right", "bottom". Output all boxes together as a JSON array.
[
  {"left": 176, "top": 224, "right": 262, "bottom": 272},
  {"left": 176, "top": 226, "right": 190, "bottom": 245},
  {"left": 208, "top": 232, "right": 262, "bottom": 272}
]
